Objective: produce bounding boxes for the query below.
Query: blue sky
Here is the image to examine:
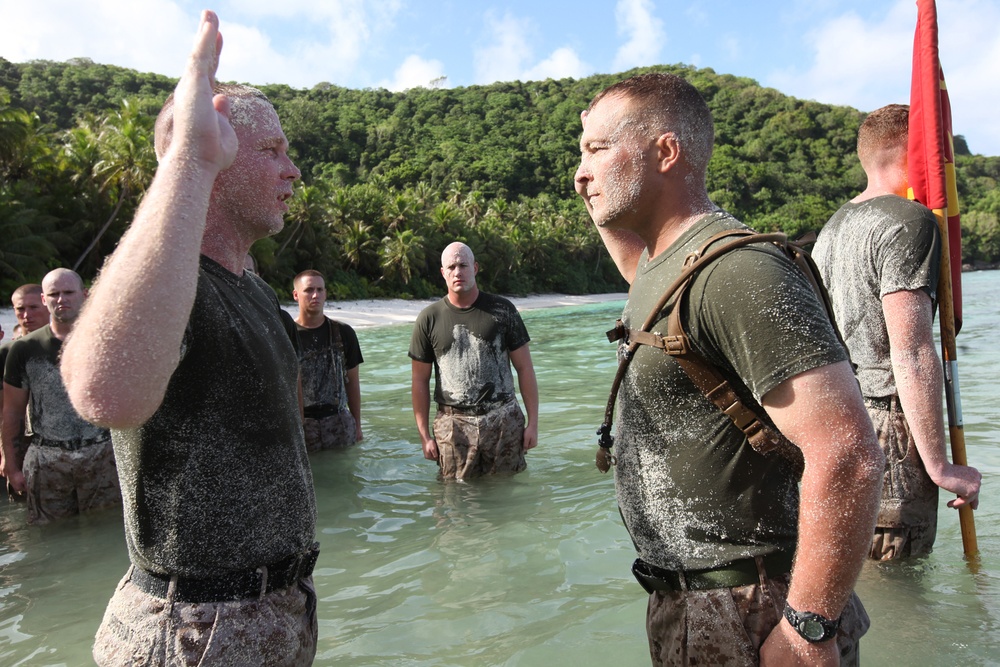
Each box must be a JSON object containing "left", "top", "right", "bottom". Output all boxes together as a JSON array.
[{"left": 2, "top": 0, "right": 998, "bottom": 155}]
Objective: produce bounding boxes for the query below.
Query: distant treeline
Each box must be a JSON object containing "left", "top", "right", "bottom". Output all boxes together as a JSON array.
[{"left": 2, "top": 56, "right": 998, "bottom": 299}]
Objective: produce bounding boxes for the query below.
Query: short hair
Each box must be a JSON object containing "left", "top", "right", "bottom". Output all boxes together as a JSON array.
[
  {"left": 294, "top": 269, "right": 326, "bottom": 287},
  {"left": 857, "top": 104, "right": 908, "bottom": 166},
  {"left": 154, "top": 83, "right": 273, "bottom": 158},
  {"left": 11, "top": 284, "right": 42, "bottom": 301},
  {"left": 588, "top": 72, "right": 715, "bottom": 173}
]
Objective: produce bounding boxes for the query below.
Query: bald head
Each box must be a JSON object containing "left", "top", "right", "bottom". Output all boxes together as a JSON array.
[
  {"left": 41, "top": 268, "right": 86, "bottom": 325},
  {"left": 441, "top": 242, "right": 475, "bottom": 267}
]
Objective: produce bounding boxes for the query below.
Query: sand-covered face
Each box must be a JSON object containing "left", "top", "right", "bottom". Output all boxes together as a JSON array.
[
  {"left": 575, "top": 95, "right": 658, "bottom": 231},
  {"left": 212, "top": 99, "right": 300, "bottom": 239},
  {"left": 440, "top": 244, "right": 478, "bottom": 296}
]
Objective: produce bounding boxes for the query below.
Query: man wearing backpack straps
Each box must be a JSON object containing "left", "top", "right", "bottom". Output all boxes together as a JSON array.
[
  {"left": 813, "top": 104, "right": 980, "bottom": 561},
  {"left": 575, "top": 72, "right": 884, "bottom": 666},
  {"left": 293, "top": 269, "right": 364, "bottom": 450}
]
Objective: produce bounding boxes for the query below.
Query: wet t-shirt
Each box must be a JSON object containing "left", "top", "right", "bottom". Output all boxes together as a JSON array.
[
  {"left": 3, "top": 325, "right": 109, "bottom": 443},
  {"left": 113, "top": 256, "right": 316, "bottom": 578},
  {"left": 812, "top": 195, "right": 940, "bottom": 398},
  {"left": 295, "top": 318, "right": 363, "bottom": 411},
  {"left": 616, "top": 212, "right": 847, "bottom": 571},
  {"left": 408, "top": 293, "right": 530, "bottom": 410}
]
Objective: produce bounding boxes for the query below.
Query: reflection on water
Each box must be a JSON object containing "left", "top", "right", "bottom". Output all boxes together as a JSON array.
[{"left": 2, "top": 280, "right": 999, "bottom": 665}]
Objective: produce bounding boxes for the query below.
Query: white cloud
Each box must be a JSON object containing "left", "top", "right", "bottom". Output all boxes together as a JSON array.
[
  {"left": 523, "top": 47, "right": 589, "bottom": 82},
  {"left": 612, "top": 0, "right": 665, "bottom": 71},
  {"left": 380, "top": 55, "right": 447, "bottom": 91},
  {"left": 474, "top": 12, "right": 533, "bottom": 83},
  {"left": 473, "top": 11, "right": 588, "bottom": 84}
]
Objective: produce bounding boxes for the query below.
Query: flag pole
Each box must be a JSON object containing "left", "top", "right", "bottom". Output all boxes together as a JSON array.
[
  {"left": 909, "top": 0, "right": 978, "bottom": 560},
  {"left": 932, "top": 206, "right": 978, "bottom": 560}
]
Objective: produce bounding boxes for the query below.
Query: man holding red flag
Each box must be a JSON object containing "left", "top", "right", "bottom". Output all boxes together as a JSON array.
[{"left": 813, "top": 104, "right": 980, "bottom": 560}]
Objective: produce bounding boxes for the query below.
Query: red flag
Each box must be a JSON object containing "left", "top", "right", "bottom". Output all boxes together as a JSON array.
[{"left": 908, "top": 0, "right": 962, "bottom": 331}]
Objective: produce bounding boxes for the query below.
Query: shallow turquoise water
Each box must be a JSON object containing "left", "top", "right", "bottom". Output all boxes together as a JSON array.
[{"left": 2, "top": 273, "right": 999, "bottom": 665}]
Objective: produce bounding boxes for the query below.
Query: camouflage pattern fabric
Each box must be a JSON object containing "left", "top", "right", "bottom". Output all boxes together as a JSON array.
[
  {"left": 432, "top": 398, "right": 526, "bottom": 480},
  {"left": 645, "top": 573, "right": 869, "bottom": 666},
  {"left": 93, "top": 569, "right": 317, "bottom": 667},
  {"left": 22, "top": 439, "right": 121, "bottom": 524},
  {"left": 5, "top": 432, "right": 31, "bottom": 503},
  {"left": 867, "top": 404, "right": 938, "bottom": 560},
  {"left": 302, "top": 410, "right": 357, "bottom": 452}
]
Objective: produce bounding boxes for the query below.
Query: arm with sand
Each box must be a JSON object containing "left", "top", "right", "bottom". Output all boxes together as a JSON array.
[
  {"left": 759, "top": 362, "right": 884, "bottom": 665},
  {"left": 62, "top": 12, "right": 237, "bottom": 428},
  {"left": 509, "top": 344, "right": 538, "bottom": 451}
]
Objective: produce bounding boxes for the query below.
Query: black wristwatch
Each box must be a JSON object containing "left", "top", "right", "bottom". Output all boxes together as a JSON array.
[{"left": 783, "top": 602, "right": 840, "bottom": 643}]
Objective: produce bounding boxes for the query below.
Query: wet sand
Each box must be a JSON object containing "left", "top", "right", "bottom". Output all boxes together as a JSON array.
[
  {"left": 0, "top": 294, "right": 628, "bottom": 337},
  {"left": 282, "top": 293, "right": 628, "bottom": 329}
]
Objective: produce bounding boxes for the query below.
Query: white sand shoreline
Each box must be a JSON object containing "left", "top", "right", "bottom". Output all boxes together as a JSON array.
[
  {"left": 282, "top": 293, "right": 629, "bottom": 329},
  {"left": 0, "top": 294, "right": 628, "bottom": 337}
]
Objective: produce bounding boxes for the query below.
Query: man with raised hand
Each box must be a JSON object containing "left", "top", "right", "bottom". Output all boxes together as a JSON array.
[
  {"left": 2, "top": 269, "right": 119, "bottom": 521},
  {"left": 60, "top": 12, "right": 317, "bottom": 666},
  {"left": 410, "top": 242, "right": 539, "bottom": 480},
  {"left": 813, "top": 104, "right": 980, "bottom": 561},
  {"left": 575, "top": 73, "right": 884, "bottom": 666}
]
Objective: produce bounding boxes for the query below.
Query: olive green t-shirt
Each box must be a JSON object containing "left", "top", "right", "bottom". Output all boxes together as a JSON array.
[
  {"left": 408, "top": 293, "right": 530, "bottom": 410},
  {"left": 615, "top": 212, "right": 847, "bottom": 570}
]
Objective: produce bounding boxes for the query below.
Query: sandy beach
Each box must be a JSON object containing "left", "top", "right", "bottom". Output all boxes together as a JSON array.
[
  {"left": 294, "top": 293, "right": 628, "bottom": 329},
  {"left": 0, "top": 294, "right": 628, "bottom": 338}
]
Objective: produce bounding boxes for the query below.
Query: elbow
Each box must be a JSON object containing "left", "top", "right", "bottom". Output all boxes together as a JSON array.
[{"left": 64, "top": 374, "right": 161, "bottom": 430}]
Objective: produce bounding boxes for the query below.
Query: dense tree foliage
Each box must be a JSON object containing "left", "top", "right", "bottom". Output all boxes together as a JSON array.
[{"left": 1, "top": 56, "right": 998, "bottom": 299}]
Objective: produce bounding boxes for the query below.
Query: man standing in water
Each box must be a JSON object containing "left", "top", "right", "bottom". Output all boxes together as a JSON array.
[
  {"left": 1, "top": 283, "right": 49, "bottom": 494},
  {"left": 2, "top": 269, "right": 119, "bottom": 522},
  {"left": 61, "top": 12, "right": 318, "bottom": 666},
  {"left": 293, "top": 269, "right": 364, "bottom": 450},
  {"left": 575, "top": 73, "right": 884, "bottom": 665},
  {"left": 813, "top": 104, "right": 980, "bottom": 561},
  {"left": 410, "top": 242, "right": 538, "bottom": 480}
]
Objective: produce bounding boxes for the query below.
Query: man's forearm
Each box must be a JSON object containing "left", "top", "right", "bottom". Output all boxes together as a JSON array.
[{"left": 892, "top": 343, "right": 948, "bottom": 473}]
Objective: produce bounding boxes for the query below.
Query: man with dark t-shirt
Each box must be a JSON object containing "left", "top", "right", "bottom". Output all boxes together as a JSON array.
[
  {"left": 60, "top": 13, "right": 318, "bottom": 666},
  {"left": 409, "top": 242, "right": 539, "bottom": 480},
  {"left": 813, "top": 104, "right": 980, "bottom": 561},
  {"left": 2, "top": 269, "right": 120, "bottom": 523},
  {"left": 575, "top": 73, "right": 884, "bottom": 665},
  {"left": 1, "top": 283, "right": 48, "bottom": 497},
  {"left": 293, "top": 269, "right": 363, "bottom": 450}
]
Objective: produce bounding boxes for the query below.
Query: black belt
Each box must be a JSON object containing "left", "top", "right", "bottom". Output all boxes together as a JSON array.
[
  {"left": 129, "top": 543, "right": 320, "bottom": 603},
  {"left": 864, "top": 395, "right": 903, "bottom": 413},
  {"left": 35, "top": 435, "right": 109, "bottom": 451},
  {"left": 631, "top": 550, "right": 794, "bottom": 594},
  {"left": 303, "top": 404, "right": 342, "bottom": 419},
  {"left": 438, "top": 403, "right": 496, "bottom": 416}
]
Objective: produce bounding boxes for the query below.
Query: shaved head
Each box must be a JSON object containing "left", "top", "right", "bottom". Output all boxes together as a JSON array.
[{"left": 441, "top": 242, "right": 474, "bottom": 268}]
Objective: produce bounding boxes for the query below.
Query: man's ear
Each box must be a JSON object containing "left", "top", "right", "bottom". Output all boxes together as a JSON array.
[
  {"left": 655, "top": 132, "right": 681, "bottom": 173},
  {"left": 292, "top": 289, "right": 300, "bottom": 303}
]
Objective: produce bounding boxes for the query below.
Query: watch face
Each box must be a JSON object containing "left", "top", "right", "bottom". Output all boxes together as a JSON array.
[{"left": 801, "top": 619, "right": 825, "bottom": 641}]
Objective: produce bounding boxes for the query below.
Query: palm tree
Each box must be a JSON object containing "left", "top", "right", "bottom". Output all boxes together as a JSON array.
[
  {"left": 71, "top": 98, "right": 156, "bottom": 272},
  {"left": 379, "top": 229, "right": 425, "bottom": 286}
]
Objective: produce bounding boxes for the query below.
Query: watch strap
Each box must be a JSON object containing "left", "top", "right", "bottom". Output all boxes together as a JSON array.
[{"left": 783, "top": 602, "right": 840, "bottom": 643}]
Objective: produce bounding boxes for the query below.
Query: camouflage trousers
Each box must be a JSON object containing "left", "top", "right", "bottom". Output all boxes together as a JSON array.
[
  {"left": 645, "top": 573, "right": 869, "bottom": 666},
  {"left": 433, "top": 399, "right": 527, "bottom": 480},
  {"left": 5, "top": 432, "right": 31, "bottom": 503},
  {"left": 303, "top": 409, "right": 357, "bottom": 452},
  {"left": 93, "top": 568, "right": 318, "bottom": 667},
  {"left": 23, "top": 438, "right": 121, "bottom": 524},
  {"left": 867, "top": 403, "right": 939, "bottom": 560}
]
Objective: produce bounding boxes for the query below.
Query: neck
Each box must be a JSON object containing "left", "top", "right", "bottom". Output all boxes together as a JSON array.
[
  {"left": 200, "top": 218, "right": 255, "bottom": 274},
  {"left": 447, "top": 286, "right": 479, "bottom": 309},
  {"left": 643, "top": 201, "right": 718, "bottom": 260},
  {"left": 49, "top": 319, "right": 73, "bottom": 341},
  {"left": 296, "top": 309, "right": 326, "bottom": 328}
]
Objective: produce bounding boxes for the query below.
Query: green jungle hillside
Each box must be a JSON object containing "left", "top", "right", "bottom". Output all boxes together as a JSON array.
[{"left": 2, "top": 56, "right": 998, "bottom": 299}]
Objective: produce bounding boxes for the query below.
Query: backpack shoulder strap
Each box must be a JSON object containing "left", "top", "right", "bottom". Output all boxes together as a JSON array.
[{"left": 596, "top": 230, "right": 808, "bottom": 475}]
